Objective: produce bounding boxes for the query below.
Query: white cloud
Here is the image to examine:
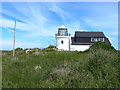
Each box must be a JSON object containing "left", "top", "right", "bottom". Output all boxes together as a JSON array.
[
  {"left": 1, "top": 38, "right": 44, "bottom": 50},
  {"left": 1, "top": 2, "right": 118, "bottom": 50},
  {"left": 49, "top": 3, "right": 71, "bottom": 24},
  {"left": 83, "top": 13, "right": 118, "bottom": 36},
  {"left": 49, "top": 4, "right": 64, "bottom": 18}
]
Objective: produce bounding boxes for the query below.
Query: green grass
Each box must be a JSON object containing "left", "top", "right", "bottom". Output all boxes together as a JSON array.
[{"left": 2, "top": 42, "right": 120, "bottom": 88}]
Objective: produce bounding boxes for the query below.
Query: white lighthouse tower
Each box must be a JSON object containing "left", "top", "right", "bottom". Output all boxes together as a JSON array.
[{"left": 55, "top": 25, "right": 70, "bottom": 51}]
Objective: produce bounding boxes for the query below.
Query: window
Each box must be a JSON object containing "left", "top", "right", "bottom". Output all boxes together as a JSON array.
[
  {"left": 103, "top": 38, "right": 105, "bottom": 42},
  {"left": 58, "top": 29, "right": 68, "bottom": 36},
  {"left": 61, "top": 40, "right": 63, "bottom": 44},
  {"left": 91, "top": 37, "right": 105, "bottom": 42},
  {"left": 98, "top": 38, "right": 101, "bottom": 41},
  {"left": 91, "top": 38, "right": 94, "bottom": 42},
  {"left": 94, "top": 38, "right": 97, "bottom": 42}
]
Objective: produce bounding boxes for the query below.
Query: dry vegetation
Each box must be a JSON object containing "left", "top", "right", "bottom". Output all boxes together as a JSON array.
[{"left": 2, "top": 42, "right": 120, "bottom": 88}]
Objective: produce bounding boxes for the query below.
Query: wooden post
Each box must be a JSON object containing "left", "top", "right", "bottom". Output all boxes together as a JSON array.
[{"left": 13, "top": 18, "right": 16, "bottom": 56}]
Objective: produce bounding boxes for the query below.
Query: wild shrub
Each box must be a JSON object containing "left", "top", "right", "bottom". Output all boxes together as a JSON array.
[
  {"left": 15, "top": 47, "right": 23, "bottom": 51},
  {"left": 89, "top": 41, "right": 116, "bottom": 51},
  {"left": 47, "top": 45, "right": 56, "bottom": 49},
  {"left": 87, "top": 49, "right": 119, "bottom": 88}
]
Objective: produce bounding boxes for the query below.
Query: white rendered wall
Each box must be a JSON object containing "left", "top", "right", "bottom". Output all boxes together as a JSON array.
[
  {"left": 56, "top": 36, "right": 70, "bottom": 51},
  {"left": 70, "top": 45, "right": 91, "bottom": 51}
]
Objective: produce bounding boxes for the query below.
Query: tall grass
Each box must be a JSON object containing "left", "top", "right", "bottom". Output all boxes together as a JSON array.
[{"left": 2, "top": 42, "right": 120, "bottom": 88}]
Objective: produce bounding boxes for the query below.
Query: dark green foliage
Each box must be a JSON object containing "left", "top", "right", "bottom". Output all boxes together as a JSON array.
[
  {"left": 43, "top": 45, "right": 57, "bottom": 52},
  {"left": 89, "top": 41, "right": 116, "bottom": 51},
  {"left": 2, "top": 43, "right": 120, "bottom": 88},
  {"left": 46, "top": 45, "right": 56, "bottom": 49},
  {"left": 15, "top": 47, "right": 23, "bottom": 51}
]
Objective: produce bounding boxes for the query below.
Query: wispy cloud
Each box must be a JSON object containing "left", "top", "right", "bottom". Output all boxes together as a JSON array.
[
  {"left": 2, "top": 2, "right": 53, "bottom": 37},
  {"left": 1, "top": 2, "right": 118, "bottom": 50},
  {"left": 49, "top": 3, "right": 65, "bottom": 20},
  {"left": 1, "top": 37, "right": 49, "bottom": 50}
]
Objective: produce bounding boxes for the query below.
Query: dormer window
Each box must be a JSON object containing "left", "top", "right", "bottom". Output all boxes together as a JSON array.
[
  {"left": 103, "top": 38, "right": 105, "bottom": 42},
  {"left": 94, "top": 38, "right": 97, "bottom": 42},
  {"left": 91, "top": 37, "right": 105, "bottom": 42},
  {"left": 91, "top": 37, "right": 94, "bottom": 42}
]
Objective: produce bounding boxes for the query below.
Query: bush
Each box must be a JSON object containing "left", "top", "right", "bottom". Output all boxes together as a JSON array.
[
  {"left": 43, "top": 45, "right": 57, "bottom": 52},
  {"left": 47, "top": 45, "right": 56, "bottom": 49},
  {"left": 15, "top": 47, "right": 23, "bottom": 51},
  {"left": 86, "top": 41, "right": 116, "bottom": 52}
]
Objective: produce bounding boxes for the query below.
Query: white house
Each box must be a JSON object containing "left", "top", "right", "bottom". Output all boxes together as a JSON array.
[{"left": 55, "top": 25, "right": 111, "bottom": 51}]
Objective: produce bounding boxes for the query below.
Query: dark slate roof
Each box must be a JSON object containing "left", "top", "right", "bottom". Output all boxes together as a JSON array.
[
  {"left": 71, "top": 31, "right": 111, "bottom": 45},
  {"left": 75, "top": 31, "right": 105, "bottom": 37},
  {"left": 71, "top": 37, "right": 92, "bottom": 45}
]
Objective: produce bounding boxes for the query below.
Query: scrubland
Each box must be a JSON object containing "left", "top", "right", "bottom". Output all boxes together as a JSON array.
[{"left": 2, "top": 42, "right": 120, "bottom": 88}]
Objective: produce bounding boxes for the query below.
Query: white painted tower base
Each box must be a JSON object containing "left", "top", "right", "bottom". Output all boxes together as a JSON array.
[{"left": 56, "top": 36, "right": 70, "bottom": 51}]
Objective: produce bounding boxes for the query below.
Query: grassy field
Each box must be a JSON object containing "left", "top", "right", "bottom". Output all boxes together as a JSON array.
[{"left": 2, "top": 42, "right": 120, "bottom": 88}]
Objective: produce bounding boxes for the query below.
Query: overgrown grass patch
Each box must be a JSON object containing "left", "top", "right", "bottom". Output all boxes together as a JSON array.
[{"left": 2, "top": 42, "right": 120, "bottom": 88}]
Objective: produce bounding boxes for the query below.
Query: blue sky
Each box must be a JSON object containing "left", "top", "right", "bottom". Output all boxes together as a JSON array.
[{"left": 1, "top": 2, "right": 118, "bottom": 50}]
